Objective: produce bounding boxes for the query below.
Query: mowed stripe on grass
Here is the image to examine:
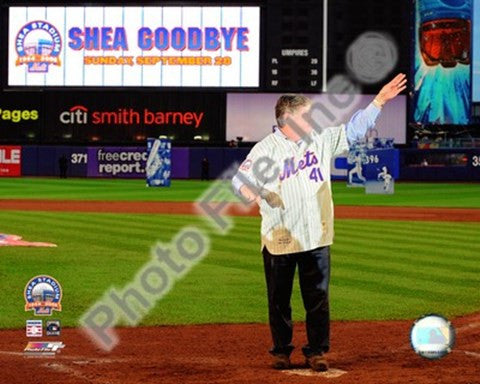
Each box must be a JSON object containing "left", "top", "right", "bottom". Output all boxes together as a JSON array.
[
  {"left": 0, "top": 211, "right": 478, "bottom": 328},
  {"left": 333, "top": 220, "right": 480, "bottom": 319},
  {"left": 0, "top": 178, "right": 479, "bottom": 207}
]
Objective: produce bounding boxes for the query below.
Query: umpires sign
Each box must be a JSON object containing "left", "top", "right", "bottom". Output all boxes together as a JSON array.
[{"left": 265, "top": 0, "right": 323, "bottom": 91}]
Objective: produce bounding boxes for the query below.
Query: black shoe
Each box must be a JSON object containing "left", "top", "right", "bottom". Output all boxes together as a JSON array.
[
  {"left": 271, "top": 354, "right": 291, "bottom": 370},
  {"left": 306, "top": 354, "right": 329, "bottom": 372}
]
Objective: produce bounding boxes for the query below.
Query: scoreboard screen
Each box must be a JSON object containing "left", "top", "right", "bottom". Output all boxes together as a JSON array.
[
  {"left": 8, "top": 6, "right": 260, "bottom": 87},
  {"left": 473, "top": 0, "right": 480, "bottom": 102},
  {"left": 264, "top": 0, "right": 324, "bottom": 92}
]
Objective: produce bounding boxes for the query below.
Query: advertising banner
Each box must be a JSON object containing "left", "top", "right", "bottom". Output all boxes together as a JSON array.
[
  {"left": 21, "top": 145, "right": 191, "bottom": 178},
  {"left": 9, "top": 6, "right": 260, "bottom": 87},
  {"left": 0, "top": 92, "right": 42, "bottom": 143},
  {"left": 146, "top": 138, "right": 171, "bottom": 187},
  {"left": 45, "top": 91, "right": 225, "bottom": 143},
  {"left": 412, "top": 0, "right": 472, "bottom": 124},
  {"left": 0, "top": 146, "right": 22, "bottom": 176},
  {"left": 87, "top": 147, "right": 146, "bottom": 178}
]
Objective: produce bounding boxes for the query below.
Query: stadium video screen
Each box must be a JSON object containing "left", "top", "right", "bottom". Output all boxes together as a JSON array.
[
  {"left": 473, "top": 0, "right": 480, "bottom": 102},
  {"left": 412, "top": 0, "right": 471, "bottom": 124},
  {"left": 8, "top": 6, "right": 260, "bottom": 87}
]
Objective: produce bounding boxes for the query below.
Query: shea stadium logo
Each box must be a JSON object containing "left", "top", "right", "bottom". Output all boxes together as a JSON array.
[
  {"left": 15, "top": 20, "right": 62, "bottom": 73},
  {"left": 24, "top": 275, "right": 63, "bottom": 315}
]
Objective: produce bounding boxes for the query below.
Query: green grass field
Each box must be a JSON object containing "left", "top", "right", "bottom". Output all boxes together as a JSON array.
[
  {"left": 0, "top": 178, "right": 479, "bottom": 329},
  {"left": 0, "top": 177, "right": 479, "bottom": 207}
]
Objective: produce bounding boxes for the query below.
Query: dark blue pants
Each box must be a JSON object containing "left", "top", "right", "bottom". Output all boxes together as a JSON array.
[{"left": 262, "top": 245, "right": 330, "bottom": 357}]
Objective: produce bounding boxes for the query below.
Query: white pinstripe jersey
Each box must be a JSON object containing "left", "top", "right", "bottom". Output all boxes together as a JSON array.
[{"left": 235, "top": 125, "right": 349, "bottom": 255}]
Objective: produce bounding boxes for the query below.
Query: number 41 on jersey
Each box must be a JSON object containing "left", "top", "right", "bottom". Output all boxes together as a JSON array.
[{"left": 309, "top": 167, "right": 324, "bottom": 182}]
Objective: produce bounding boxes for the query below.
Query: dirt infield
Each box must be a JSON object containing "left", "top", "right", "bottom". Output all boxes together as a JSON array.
[
  {"left": 1, "top": 199, "right": 480, "bottom": 221},
  {"left": 1, "top": 312, "right": 479, "bottom": 384}
]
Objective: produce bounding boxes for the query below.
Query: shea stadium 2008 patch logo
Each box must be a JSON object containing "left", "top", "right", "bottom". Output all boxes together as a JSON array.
[
  {"left": 15, "top": 20, "right": 62, "bottom": 73},
  {"left": 24, "top": 275, "right": 62, "bottom": 315}
]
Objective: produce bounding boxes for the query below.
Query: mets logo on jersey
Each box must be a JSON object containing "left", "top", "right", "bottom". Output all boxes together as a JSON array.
[
  {"left": 24, "top": 275, "right": 62, "bottom": 315},
  {"left": 15, "top": 20, "right": 62, "bottom": 73}
]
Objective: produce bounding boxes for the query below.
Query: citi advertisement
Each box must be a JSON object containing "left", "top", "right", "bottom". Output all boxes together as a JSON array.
[
  {"left": 8, "top": 6, "right": 260, "bottom": 87},
  {"left": 87, "top": 147, "right": 146, "bottom": 178},
  {"left": 412, "top": 0, "right": 472, "bottom": 124},
  {"left": 60, "top": 106, "right": 203, "bottom": 127},
  {"left": 0, "top": 146, "right": 22, "bottom": 176},
  {"left": 46, "top": 91, "right": 224, "bottom": 143}
]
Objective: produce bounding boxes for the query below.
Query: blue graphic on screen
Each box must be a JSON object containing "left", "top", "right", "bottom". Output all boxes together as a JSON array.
[
  {"left": 146, "top": 138, "right": 171, "bottom": 187},
  {"left": 473, "top": 0, "right": 480, "bottom": 102},
  {"left": 413, "top": 0, "right": 472, "bottom": 124}
]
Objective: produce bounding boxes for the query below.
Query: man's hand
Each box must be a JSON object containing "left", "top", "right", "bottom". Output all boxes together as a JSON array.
[
  {"left": 239, "top": 185, "right": 285, "bottom": 209},
  {"left": 239, "top": 184, "right": 261, "bottom": 205},
  {"left": 260, "top": 190, "right": 285, "bottom": 209},
  {"left": 374, "top": 73, "right": 407, "bottom": 107}
]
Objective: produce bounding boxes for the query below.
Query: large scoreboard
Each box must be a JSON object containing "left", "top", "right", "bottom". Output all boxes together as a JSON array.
[
  {"left": 5, "top": 1, "right": 328, "bottom": 92},
  {"left": 8, "top": 6, "right": 261, "bottom": 88},
  {"left": 0, "top": 0, "right": 410, "bottom": 145}
]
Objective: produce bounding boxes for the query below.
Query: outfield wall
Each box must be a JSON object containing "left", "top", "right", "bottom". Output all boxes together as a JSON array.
[
  {"left": 19, "top": 146, "right": 251, "bottom": 180},
  {"left": 2, "top": 145, "right": 480, "bottom": 181},
  {"left": 400, "top": 149, "right": 480, "bottom": 181}
]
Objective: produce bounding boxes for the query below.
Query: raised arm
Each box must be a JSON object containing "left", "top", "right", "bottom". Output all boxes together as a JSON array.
[{"left": 346, "top": 73, "right": 407, "bottom": 144}]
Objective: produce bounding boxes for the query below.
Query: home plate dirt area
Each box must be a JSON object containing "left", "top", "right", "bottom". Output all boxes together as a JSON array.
[{"left": 0, "top": 313, "right": 479, "bottom": 384}]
